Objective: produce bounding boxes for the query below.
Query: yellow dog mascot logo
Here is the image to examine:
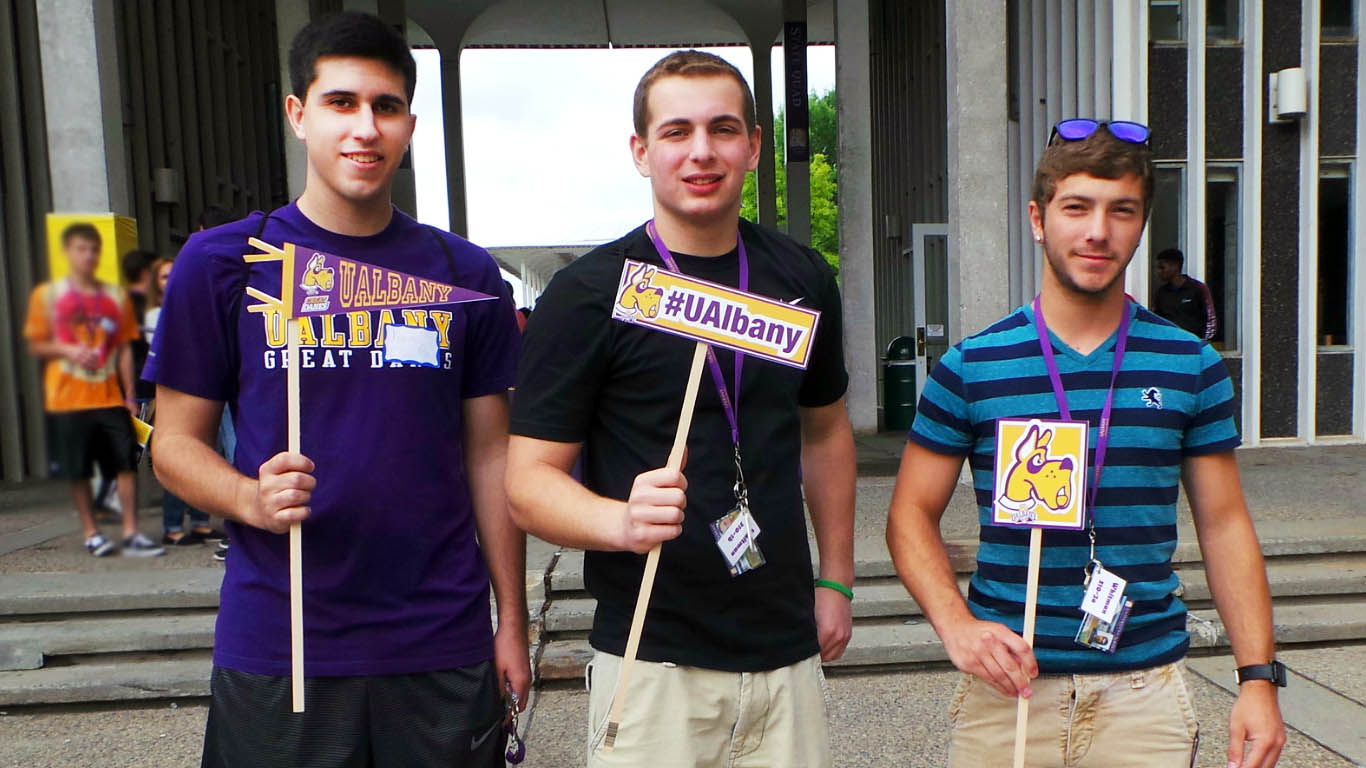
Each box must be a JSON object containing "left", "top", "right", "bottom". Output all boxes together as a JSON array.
[
  {"left": 996, "top": 424, "right": 1075, "bottom": 524},
  {"left": 617, "top": 262, "right": 664, "bottom": 319},
  {"left": 299, "top": 252, "right": 335, "bottom": 295}
]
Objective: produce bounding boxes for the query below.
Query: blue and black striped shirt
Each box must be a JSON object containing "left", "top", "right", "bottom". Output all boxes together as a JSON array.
[{"left": 910, "top": 302, "right": 1239, "bottom": 673}]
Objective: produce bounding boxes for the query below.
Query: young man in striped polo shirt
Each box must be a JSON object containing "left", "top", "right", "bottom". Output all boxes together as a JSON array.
[{"left": 887, "top": 121, "right": 1286, "bottom": 767}]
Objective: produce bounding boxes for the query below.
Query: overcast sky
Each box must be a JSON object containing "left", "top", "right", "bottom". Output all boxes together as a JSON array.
[{"left": 409, "top": 46, "right": 836, "bottom": 247}]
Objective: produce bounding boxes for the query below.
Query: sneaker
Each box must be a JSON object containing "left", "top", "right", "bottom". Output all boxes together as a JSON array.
[
  {"left": 190, "top": 526, "right": 227, "bottom": 542},
  {"left": 121, "top": 533, "right": 166, "bottom": 557},
  {"left": 162, "top": 531, "right": 204, "bottom": 546},
  {"left": 212, "top": 544, "right": 227, "bottom": 562},
  {"left": 85, "top": 533, "right": 115, "bottom": 557}
]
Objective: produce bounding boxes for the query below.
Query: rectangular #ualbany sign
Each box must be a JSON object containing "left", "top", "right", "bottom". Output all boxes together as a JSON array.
[{"left": 611, "top": 259, "right": 821, "bottom": 369}]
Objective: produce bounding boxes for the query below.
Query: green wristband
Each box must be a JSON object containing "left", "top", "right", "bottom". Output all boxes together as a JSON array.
[{"left": 814, "top": 578, "right": 853, "bottom": 600}]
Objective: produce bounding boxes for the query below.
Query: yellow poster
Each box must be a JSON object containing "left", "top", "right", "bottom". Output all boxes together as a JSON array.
[{"left": 992, "top": 418, "right": 1088, "bottom": 529}]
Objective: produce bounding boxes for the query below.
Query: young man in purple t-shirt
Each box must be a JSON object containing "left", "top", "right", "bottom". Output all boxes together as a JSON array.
[{"left": 145, "top": 13, "right": 528, "bottom": 766}]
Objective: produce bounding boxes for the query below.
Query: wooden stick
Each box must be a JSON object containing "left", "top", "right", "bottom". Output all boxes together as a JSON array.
[
  {"left": 1012, "top": 526, "right": 1043, "bottom": 768},
  {"left": 287, "top": 319, "right": 305, "bottom": 713},
  {"left": 603, "top": 341, "right": 708, "bottom": 751}
]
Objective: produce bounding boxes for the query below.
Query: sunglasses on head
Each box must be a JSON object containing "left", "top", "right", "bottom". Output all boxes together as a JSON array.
[{"left": 1048, "top": 119, "right": 1151, "bottom": 147}]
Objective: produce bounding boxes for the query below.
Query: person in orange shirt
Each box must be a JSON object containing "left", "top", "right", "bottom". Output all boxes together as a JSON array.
[{"left": 24, "top": 222, "right": 164, "bottom": 557}]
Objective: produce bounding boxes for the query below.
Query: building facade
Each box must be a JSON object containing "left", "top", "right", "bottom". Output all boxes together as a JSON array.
[
  {"left": 849, "top": 0, "right": 1364, "bottom": 448},
  {"left": 2, "top": 0, "right": 1361, "bottom": 481}
]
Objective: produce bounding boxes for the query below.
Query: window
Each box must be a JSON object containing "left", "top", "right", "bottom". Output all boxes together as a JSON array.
[
  {"left": 1207, "top": 0, "right": 1241, "bottom": 42},
  {"left": 1322, "top": 0, "right": 1356, "bottom": 39},
  {"left": 1151, "top": 0, "right": 1184, "bottom": 43},
  {"left": 1148, "top": 166, "right": 1186, "bottom": 307},
  {"left": 1319, "top": 164, "right": 1352, "bottom": 346},
  {"left": 1206, "top": 167, "right": 1241, "bottom": 350}
]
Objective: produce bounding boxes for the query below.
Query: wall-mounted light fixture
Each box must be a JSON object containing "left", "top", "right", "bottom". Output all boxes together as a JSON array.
[
  {"left": 1269, "top": 67, "right": 1308, "bottom": 123},
  {"left": 153, "top": 168, "right": 181, "bottom": 204}
]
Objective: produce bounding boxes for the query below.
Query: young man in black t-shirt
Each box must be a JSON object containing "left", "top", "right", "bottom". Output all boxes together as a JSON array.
[
  {"left": 1154, "top": 248, "right": 1217, "bottom": 340},
  {"left": 507, "top": 50, "right": 856, "bottom": 766}
]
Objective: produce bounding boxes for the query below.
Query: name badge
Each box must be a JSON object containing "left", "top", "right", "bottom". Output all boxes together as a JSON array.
[
  {"left": 718, "top": 511, "right": 752, "bottom": 566},
  {"left": 1076, "top": 598, "right": 1134, "bottom": 653},
  {"left": 710, "top": 506, "right": 765, "bottom": 577},
  {"left": 1079, "top": 567, "right": 1128, "bottom": 623},
  {"left": 382, "top": 324, "right": 439, "bottom": 367}
]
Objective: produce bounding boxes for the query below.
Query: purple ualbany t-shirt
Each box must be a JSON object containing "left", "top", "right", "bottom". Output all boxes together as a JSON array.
[{"left": 145, "top": 203, "right": 520, "bottom": 676}]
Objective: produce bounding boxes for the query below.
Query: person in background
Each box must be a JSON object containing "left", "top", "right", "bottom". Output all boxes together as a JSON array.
[
  {"left": 90, "top": 249, "right": 157, "bottom": 519},
  {"left": 24, "top": 223, "right": 164, "bottom": 557},
  {"left": 502, "top": 280, "right": 526, "bottom": 333},
  {"left": 1154, "top": 247, "right": 1217, "bottom": 341},
  {"left": 145, "top": 256, "right": 226, "bottom": 547}
]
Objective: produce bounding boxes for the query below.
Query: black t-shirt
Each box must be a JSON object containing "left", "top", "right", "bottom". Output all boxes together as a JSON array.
[
  {"left": 1155, "top": 277, "right": 1213, "bottom": 339},
  {"left": 510, "top": 219, "right": 848, "bottom": 672}
]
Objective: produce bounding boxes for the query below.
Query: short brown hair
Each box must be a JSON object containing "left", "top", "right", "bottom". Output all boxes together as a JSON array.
[
  {"left": 1031, "top": 126, "right": 1155, "bottom": 218},
  {"left": 633, "top": 50, "right": 757, "bottom": 137},
  {"left": 60, "top": 222, "right": 101, "bottom": 249}
]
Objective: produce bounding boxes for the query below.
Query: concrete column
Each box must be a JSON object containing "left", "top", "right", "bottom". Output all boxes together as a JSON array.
[
  {"left": 91, "top": 1, "right": 131, "bottom": 215},
  {"left": 835, "top": 0, "right": 877, "bottom": 432},
  {"left": 783, "top": 0, "right": 810, "bottom": 245},
  {"left": 440, "top": 48, "right": 469, "bottom": 237},
  {"left": 1112, "top": 0, "right": 1150, "bottom": 303},
  {"left": 277, "top": 1, "right": 310, "bottom": 201},
  {"left": 946, "top": 0, "right": 1010, "bottom": 340},
  {"left": 750, "top": 40, "right": 779, "bottom": 228},
  {"left": 36, "top": 0, "right": 116, "bottom": 212},
  {"left": 375, "top": 0, "right": 417, "bottom": 216}
]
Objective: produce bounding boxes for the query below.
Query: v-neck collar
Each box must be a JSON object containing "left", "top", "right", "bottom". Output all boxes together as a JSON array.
[{"left": 1025, "top": 301, "right": 1136, "bottom": 367}]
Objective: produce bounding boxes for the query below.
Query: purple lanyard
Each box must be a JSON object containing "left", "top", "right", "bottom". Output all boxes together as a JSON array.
[
  {"left": 1031, "top": 295, "right": 1130, "bottom": 525},
  {"left": 646, "top": 220, "right": 745, "bottom": 447}
]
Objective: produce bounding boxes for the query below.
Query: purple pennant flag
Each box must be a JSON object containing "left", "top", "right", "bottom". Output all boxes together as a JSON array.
[{"left": 289, "top": 245, "right": 495, "bottom": 318}]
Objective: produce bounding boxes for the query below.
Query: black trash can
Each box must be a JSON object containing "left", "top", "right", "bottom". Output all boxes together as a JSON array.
[{"left": 883, "top": 336, "right": 917, "bottom": 432}]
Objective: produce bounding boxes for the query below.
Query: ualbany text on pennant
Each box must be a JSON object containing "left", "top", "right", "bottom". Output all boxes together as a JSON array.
[
  {"left": 611, "top": 259, "right": 821, "bottom": 369},
  {"left": 244, "top": 238, "right": 496, "bottom": 321}
]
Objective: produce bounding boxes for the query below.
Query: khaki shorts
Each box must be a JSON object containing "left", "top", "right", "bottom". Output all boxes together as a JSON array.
[
  {"left": 948, "top": 660, "right": 1200, "bottom": 768},
  {"left": 585, "top": 651, "right": 832, "bottom": 768}
]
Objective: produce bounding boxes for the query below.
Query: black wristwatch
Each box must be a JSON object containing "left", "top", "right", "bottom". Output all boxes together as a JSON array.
[{"left": 1234, "top": 660, "right": 1288, "bottom": 687}]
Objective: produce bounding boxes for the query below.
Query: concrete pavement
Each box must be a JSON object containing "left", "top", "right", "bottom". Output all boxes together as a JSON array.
[
  {"left": 2, "top": 659, "right": 1359, "bottom": 767},
  {"left": 2, "top": 440, "right": 1366, "bottom": 765}
]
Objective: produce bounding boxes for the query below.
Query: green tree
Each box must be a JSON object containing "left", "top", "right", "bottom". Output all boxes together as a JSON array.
[
  {"left": 741, "top": 89, "right": 840, "bottom": 275},
  {"left": 808, "top": 88, "right": 837, "bottom": 167}
]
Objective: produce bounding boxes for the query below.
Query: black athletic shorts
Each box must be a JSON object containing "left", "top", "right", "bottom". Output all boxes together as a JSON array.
[
  {"left": 47, "top": 406, "right": 139, "bottom": 480},
  {"left": 201, "top": 662, "right": 506, "bottom": 768}
]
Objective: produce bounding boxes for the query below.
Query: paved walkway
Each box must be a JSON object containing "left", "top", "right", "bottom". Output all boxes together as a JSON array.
[
  {"left": 2, "top": 441, "right": 1365, "bottom": 766},
  {"left": 3, "top": 657, "right": 1362, "bottom": 767}
]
